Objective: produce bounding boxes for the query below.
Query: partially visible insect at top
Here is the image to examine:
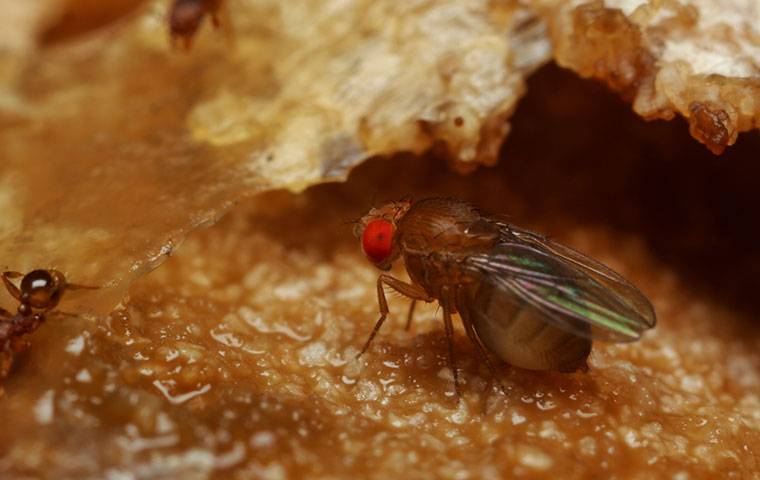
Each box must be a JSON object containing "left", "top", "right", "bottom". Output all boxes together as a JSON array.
[
  {"left": 0, "top": 270, "right": 97, "bottom": 358},
  {"left": 354, "top": 197, "right": 656, "bottom": 396},
  {"left": 168, "top": 0, "right": 224, "bottom": 49}
]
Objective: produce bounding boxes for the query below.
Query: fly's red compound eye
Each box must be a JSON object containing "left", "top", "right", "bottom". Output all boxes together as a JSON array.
[{"left": 362, "top": 219, "right": 394, "bottom": 263}]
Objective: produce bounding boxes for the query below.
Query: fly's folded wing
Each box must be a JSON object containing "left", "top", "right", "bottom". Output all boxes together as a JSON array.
[{"left": 465, "top": 225, "right": 656, "bottom": 343}]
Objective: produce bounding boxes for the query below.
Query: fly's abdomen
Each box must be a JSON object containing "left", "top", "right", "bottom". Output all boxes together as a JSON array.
[{"left": 468, "top": 283, "right": 591, "bottom": 372}]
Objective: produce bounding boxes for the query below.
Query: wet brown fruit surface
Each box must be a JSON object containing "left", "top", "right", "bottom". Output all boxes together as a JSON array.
[{"left": 0, "top": 66, "right": 758, "bottom": 479}]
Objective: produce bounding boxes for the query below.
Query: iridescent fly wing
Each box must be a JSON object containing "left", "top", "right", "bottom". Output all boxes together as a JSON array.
[
  {"left": 509, "top": 226, "right": 656, "bottom": 326},
  {"left": 465, "top": 225, "right": 656, "bottom": 342}
]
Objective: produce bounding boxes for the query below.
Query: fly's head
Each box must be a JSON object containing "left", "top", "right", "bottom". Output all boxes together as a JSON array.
[{"left": 354, "top": 199, "right": 412, "bottom": 271}]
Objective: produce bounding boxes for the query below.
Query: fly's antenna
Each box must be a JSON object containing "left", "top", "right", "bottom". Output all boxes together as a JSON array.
[
  {"left": 342, "top": 216, "right": 364, "bottom": 238},
  {"left": 340, "top": 217, "right": 362, "bottom": 227}
]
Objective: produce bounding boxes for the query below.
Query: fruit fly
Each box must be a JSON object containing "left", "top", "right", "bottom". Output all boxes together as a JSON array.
[
  {"left": 0, "top": 270, "right": 96, "bottom": 367},
  {"left": 168, "top": 0, "right": 223, "bottom": 48},
  {"left": 354, "top": 197, "right": 656, "bottom": 395}
]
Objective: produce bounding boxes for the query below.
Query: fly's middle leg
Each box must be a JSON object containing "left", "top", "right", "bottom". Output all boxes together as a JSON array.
[
  {"left": 357, "top": 274, "right": 431, "bottom": 358},
  {"left": 404, "top": 300, "right": 417, "bottom": 331},
  {"left": 441, "top": 287, "right": 462, "bottom": 399}
]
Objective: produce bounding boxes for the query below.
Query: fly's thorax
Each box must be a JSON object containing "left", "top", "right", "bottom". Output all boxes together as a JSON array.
[
  {"left": 467, "top": 281, "right": 591, "bottom": 372},
  {"left": 393, "top": 198, "right": 501, "bottom": 299},
  {"left": 402, "top": 251, "right": 479, "bottom": 300},
  {"left": 397, "top": 198, "right": 498, "bottom": 252}
]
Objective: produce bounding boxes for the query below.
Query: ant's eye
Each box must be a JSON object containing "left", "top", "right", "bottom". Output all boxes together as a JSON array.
[{"left": 362, "top": 219, "right": 394, "bottom": 263}]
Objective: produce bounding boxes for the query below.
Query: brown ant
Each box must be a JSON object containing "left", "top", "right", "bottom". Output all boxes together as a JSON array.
[
  {"left": 168, "top": 0, "right": 224, "bottom": 49},
  {"left": 0, "top": 270, "right": 97, "bottom": 358}
]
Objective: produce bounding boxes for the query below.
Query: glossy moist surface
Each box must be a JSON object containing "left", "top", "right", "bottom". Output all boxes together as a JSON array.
[{"left": 0, "top": 67, "right": 759, "bottom": 479}]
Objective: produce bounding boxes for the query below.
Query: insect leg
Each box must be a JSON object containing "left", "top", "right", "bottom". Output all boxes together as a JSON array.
[
  {"left": 14, "top": 315, "right": 43, "bottom": 336},
  {"left": 357, "top": 274, "right": 430, "bottom": 358},
  {"left": 49, "top": 269, "right": 98, "bottom": 292},
  {"left": 64, "top": 283, "right": 100, "bottom": 291},
  {"left": 210, "top": 0, "right": 222, "bottom": 28},
  {"left": 456, "top": 290, "right": 506, "bottom": 395},
  {"left": 404, "top": 300, "right": 417, "bottom": 331},
  {"left": 441, "top": 290, "right": 462, "bottom": 398},
  {"left": 1, "top": 272, "right": 23, "bottom": 301}
]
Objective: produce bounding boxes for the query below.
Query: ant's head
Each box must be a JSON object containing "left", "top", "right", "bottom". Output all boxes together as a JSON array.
[
  {"left": 169, "top": 0, "right": 205, "bottom": 39},
  {"left": 355, "top": 199, "right": 412, "bottom": 271},
  {"left": 19, "top": 269, "right": 66, "bottom": 311}
]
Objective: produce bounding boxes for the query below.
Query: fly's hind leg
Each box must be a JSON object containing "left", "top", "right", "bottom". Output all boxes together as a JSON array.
[
  {"left": 456, "top": 289, "right": 507, "bottom": 395},
  {"left": 404, "top": 300, "right": 417, "bottom": 331},
  {"left": 357, "top": 274, "right": 431, "bottom": 358},
  {"left": 559, "top": 358, "right": 590, "bottom": 373}
]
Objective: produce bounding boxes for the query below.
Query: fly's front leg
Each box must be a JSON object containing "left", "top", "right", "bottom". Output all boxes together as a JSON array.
[{"left": 357, "top": 274, "right": 431, "bottom": 358}]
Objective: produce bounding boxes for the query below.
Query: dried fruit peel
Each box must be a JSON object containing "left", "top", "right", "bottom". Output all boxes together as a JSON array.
[
  {"left": 542, "top": 0, "right": 760, "bottom": 153},
  {"left": 0, "top": 0, "right": 548, "bottom": 315}
]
